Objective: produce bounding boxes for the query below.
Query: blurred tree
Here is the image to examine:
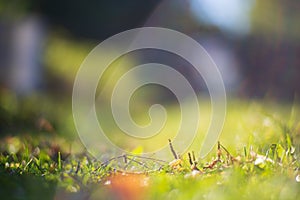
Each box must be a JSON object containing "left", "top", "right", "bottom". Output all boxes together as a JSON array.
[
  {"left": 0, "top": 0, "right": 161, "bottom": 95},
  {"left": 0, "top": 0, "right": 161, "bottom": 40},
  {"left": 251, "top": 0, "right": 300, "bottom": 40},
  {"left": 236, "top": 0, "right": 300, "bottom": 99},
  {"left": 38, "top": 0, "right": 160, "bottom": 39}
]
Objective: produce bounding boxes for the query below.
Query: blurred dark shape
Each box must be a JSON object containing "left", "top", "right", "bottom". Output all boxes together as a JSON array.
[
  {"left": 237, "top": 36, "right": 300, "bottom": 99},
  {"left": 144, "top": 0, "right": 300, "bottom": 100},
  {"left": 0, "top": 0, "right": 161, "bottom": 96},
  {"left": 0, "top": 173, "right": 57, "bottom": 200},
  {"left": 237, "top": 0, "right": 300, "bottom": 99},
  {"left": 0, "top": 20, "right": 13, "bottom": 87},
  {"left": 195, "top": 34, "right": 240, "bottom": 93},
  {"left": 36, "top": 116, "right": 54, "bottom": 132},
  {"left": 137, "top": 0, "right": 241, "bottom": 95},
  {"left": 38, "top": 0, "right": 160, "bottom": 40}
]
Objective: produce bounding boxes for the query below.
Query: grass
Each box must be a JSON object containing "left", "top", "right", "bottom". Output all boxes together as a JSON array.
[{"left": 1, "top": 95, "right": 300, "bottom": 199}]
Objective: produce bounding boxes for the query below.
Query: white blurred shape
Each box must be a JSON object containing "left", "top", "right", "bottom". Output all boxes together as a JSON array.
[
  {"left": 10, "top": 15, "right": 46, "bottom": 95},
  {"left": 190, "top": 0, "right": 254, "bottom": 35}
]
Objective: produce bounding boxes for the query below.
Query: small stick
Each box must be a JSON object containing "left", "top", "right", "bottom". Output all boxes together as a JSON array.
[
  {"left": 124, "top": 156, "right": 150, "bottom": 170},
  {"left": 101, "top": 155, "right": 127, "bottom": 166},
  {"left": 131, "top": 155, "right": 168, "bottom": 164},
  {"left": 168, "top": 139, "right": 178, "bottom": 159},
  {"left": 123, "top": 154, "right": 128, "bottom": 164},
  {"left": 217, "top": 141, "right": 221, "bottom": 160},
  {"left": 75, "top": 161, "right": 80, "bottom": 174},
  {"left": 219, "top": 142, "right": 231, "bottom": 156},
  {"left": 188, "top": 152, "right": 193, "bottom": 165},
  {"left": 243, "top": 146, "right": 247, "bottom": 158}
]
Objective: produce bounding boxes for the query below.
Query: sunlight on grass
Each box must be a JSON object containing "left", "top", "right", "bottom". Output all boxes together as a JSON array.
[{"left": 1, "top": 95, "right": 300, "bottom": 199}]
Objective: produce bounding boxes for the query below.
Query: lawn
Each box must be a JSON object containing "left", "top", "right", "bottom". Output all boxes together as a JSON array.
[{"left": 1, "top": 94, "right": 300, "bottom": 200}]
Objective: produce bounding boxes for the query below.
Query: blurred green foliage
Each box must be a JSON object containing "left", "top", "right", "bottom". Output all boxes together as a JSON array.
[{"left": 251, "top": 0, "right": 300, "bottom": 40}]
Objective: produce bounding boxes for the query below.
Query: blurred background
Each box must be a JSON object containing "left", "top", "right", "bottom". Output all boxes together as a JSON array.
[{"left": 0, "top": 0, "right": 300, "bottom": 139}]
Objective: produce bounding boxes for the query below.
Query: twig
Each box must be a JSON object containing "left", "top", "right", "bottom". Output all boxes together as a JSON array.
[
  {"left": 219, "top": 142, "right": 233, "bottom": 158},
  {"left": 123, "top": 156, "right": 150, "bottom": 170},
  {"left": 168, "top": 139, "right": 178, "bottom": 159},
  {"left": 188, "top": 152, "right": 193, "bottom": 165},
  {"left": 123, "top": 154, "right": 127, "bottom": 164},
  {"left": 75, "top": 161, "right": 80, "bottom": 174},
  {"left": 130, "top": 155, "right": 168, "bottom": 164}
]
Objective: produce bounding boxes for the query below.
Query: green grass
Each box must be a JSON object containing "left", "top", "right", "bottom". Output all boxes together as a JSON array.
[{"left": 1, "top": 97, "right": 300, "bottom": 199}]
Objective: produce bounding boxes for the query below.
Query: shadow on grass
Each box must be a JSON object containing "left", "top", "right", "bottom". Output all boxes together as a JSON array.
[{"left": 0, "top": 166, "right": 57, "bottom": 200}]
